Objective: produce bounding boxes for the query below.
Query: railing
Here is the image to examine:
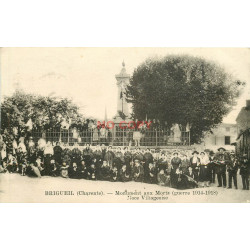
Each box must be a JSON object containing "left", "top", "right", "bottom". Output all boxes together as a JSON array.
[{"left": 31, "top": 124, "right": 190, "bottom": 147}]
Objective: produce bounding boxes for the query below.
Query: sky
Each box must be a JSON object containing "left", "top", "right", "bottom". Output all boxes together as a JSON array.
[{"left": 0, "top": 47, "right": 250, "bottom": 123}]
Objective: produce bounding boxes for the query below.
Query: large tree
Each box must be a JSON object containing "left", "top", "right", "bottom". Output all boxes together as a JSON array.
[
  {"left": 0, "top": 90, "right": 83, "bottom": 134},
  {"left": 126, "top": 55, "right": 245, "bottom": 143}
]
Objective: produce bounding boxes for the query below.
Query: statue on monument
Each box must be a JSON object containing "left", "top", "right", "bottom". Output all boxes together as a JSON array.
[{"left": 114, "top": 61, "right": 130, "bottom": 122}]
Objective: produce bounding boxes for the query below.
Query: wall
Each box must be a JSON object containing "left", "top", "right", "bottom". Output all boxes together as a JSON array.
[{"left": 202, "top": 123, "right": 237, "bottom": 151}]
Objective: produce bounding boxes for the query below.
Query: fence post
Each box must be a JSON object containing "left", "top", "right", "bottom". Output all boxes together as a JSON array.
[
  {"left": 156, "top": 129, "right": 158, "bottom": 147},
  {"left": 91, "top": 129, "right": 93, "bottom": 145},
  {"left": 67, "top": 128, "right": 70, "bottom": 144},
  {"left": 122, "top": 128, "right": 124, "bottom": 147},
  {"left": 59, "top": 128, "right": 61, "bottom": 142}
]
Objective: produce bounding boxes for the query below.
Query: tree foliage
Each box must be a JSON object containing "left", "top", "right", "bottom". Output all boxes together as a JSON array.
[
  {"left": 0, "top": 90, "right": 83, "bottom": 133},
  {"left": 126, "top": 55, "right": 245, "bottom": 143}
]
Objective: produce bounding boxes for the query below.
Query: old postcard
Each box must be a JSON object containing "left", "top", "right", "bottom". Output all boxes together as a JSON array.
[{"left": 0, "top": 47, "right": 249, "bottom": 203}]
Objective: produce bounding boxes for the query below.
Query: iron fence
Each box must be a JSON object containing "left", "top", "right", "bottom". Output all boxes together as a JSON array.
[{"left": 31, "top": 124, "right": 190, "bottom": 147}]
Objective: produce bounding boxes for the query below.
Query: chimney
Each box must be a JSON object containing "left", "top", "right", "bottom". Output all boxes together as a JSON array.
[{"left": 246, "top": 100, "right": 250, "bottom": 108}]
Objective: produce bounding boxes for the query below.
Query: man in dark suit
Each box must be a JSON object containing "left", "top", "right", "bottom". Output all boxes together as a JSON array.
[
  {"left": 240, "top": 155, "right": 250, "bottom": 190},
  {"left": 124, "top": 147, "right": 132, "bottom": 176},
  {"left": 227, "top": 153, "right": 238, "bottom": 189},
  {"left": 214, "top": 147, "right": 229, "bottom": 188},
  {"left": 208, "top": 151, "right": 216, "bottom": 183},
  {"left": 53, "top": 141, "right": 63, "bottom": 166},
  {"left": 143, "top": 148, "right": 154, "bottom": 182},
  {"left": 82, "top": 143, "right": 93, "bottom": 167}
]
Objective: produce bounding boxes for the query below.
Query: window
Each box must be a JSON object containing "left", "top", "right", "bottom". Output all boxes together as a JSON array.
[
  {"left": 225, "top": 136, "right": 231, "bottom": 145},
  {"left": 225, "top": 127, "right": 230, "bottom": 132}
]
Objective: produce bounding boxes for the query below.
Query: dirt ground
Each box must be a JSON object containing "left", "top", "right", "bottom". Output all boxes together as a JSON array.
[{"left": 0, "top": 173, "right": 249, "bottom": 203}]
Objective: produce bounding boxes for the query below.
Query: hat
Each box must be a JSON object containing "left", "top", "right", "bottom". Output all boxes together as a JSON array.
[
  {"left": 200, "top": 152, "right": 205, "bottom": 155},
  {"left": 204, "top": 149, "right": 210, "bottom": 153},
  {"left": 155, "top": 148, "right": 161, "bottom": 153},
  {"left": 209, "top": 151, "right": 215, "bottom": 156},
  {"left": 218, "top": 147, "right": 226, "bottom": 151},
  {"left": 230, "top": 151, "right": 235, "bottom": 155},
  {"left": 192, "top": 151, "right": 199, "bottom": 155}
]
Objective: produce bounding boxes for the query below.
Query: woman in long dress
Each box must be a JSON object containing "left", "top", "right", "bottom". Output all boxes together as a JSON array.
[{"left": 199, "top": 152, "right": 210, "bottom": 187}]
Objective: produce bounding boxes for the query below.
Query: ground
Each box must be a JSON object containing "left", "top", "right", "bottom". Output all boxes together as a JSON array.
[{"left": 0, "top": 173, "right": 249, "bottom": 203}]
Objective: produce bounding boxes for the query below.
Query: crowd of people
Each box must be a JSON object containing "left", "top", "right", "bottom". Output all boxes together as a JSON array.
[{"left": 0, "top": 134, "right": 249, "bottom": 190}]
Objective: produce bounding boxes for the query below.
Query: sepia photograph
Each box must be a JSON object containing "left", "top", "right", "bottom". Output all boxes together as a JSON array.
[{"left": 0, "top": 47, "right": 250, "bottom": 203}]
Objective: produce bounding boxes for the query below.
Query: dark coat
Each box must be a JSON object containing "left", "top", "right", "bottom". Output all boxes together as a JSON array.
[
  {"left": 68, "top": 165, "right": 81, "bottom": 179},
  {"left": 180, "top": 159, "right": 190, "bottom": 174},
  {"left": 240, "top": 160, "right": 250, "bottom": 176},
  {"left": 157, "top": 172, "right": 170, "bottom": 186},
  {"left": 53, "top": 145, "right": 63, "bottom": 164},
  {"left": 104, "top": 151, "right": 115, "bottom": 167},
  {"left": 119, "top": 169, "right": 131, "bottom": 182},
  {"left": 133, "top": 152, "right": 144, "bottom": 162},
  {"left": 190, "top": 157, "right": 200, "bottom": 168},
  {"left": 227, "top": 158, "right": 239, "bottom": 174},
  {"left": 199, "top": 164, "right": 210, "bottom": 182},
  {"left": 98, "top": 165, "right": 111, "bottom": 181},
  {"left": 82, "top": 148, "right": 93, "bottom": 166},
  {"left": 148, "top": 166, "right": 157, "bottom": 184},
  {"left": 214, "top": 153, "right": 229, "bottom": 174},
  {"left": 87, "top": 166, "right": 96, "bottom": 180},
  {"left": 132, "top": 164, "right": 144, "bottom": 182},
  {"left": 157, "top": 158, "right": 169, "bottom": 172},
  {"left": 171, "top": 157, "right": 181, "bottom": 170}
]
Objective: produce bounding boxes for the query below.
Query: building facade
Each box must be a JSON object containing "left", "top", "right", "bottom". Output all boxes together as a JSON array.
[
  {"left": 235, "top": 100, "right": 250, "bottom": 157},
  {"left": 202, "top": 123, "right": 238, "bottom": 151}
]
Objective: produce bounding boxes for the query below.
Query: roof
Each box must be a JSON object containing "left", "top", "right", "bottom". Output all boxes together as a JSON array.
[{"left": 236, "top": 107, "right": 250, "bottom": 121}]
